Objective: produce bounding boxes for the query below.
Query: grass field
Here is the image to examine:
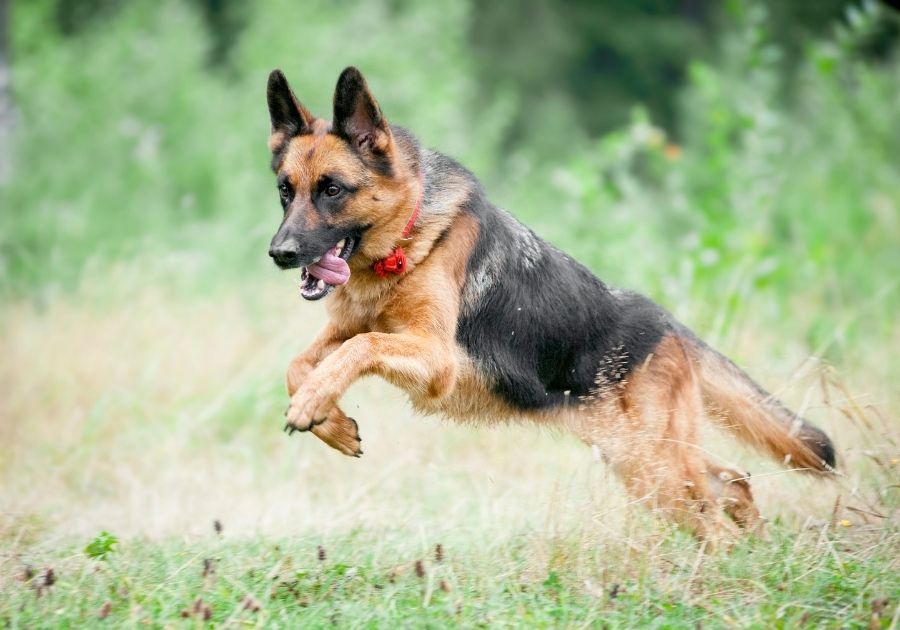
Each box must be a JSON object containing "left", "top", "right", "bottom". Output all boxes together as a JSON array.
[
  {"left": 1, "top": 273, "right": 897, "bottom": 628},
  {"left": 2, "top": 1, "right": 900, "bottom": 627}
]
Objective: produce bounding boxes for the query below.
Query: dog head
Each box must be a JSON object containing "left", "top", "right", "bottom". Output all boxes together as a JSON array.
[{"left": 265, "top": 67, "right": 414, "bottom": 300}]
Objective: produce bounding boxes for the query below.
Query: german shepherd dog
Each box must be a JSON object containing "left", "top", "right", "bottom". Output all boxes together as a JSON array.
[{"left": 265, "top": 67, "right": 835, "bottom": 538}]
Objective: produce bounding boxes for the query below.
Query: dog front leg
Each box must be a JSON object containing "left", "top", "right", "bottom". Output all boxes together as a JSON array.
[
  {"left": 285, "top": 324, "right": 362, "bottom": 456},
  {"left": 286, "top": 332, "right": 456, "bottom": 432}
]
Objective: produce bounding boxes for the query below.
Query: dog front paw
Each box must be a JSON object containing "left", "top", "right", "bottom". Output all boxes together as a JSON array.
[
  {"left": 311, "top": 413, "right": 363, "bottom": 457},
  {"left": 283, "top": 404, "right": 363, "bottom": 457},
  {"left": 284, "top": 384, "right": 338, "bottom": 433}
]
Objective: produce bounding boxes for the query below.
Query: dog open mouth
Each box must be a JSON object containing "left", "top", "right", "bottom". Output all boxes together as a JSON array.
[{"left": 299, "top": 237, "right": 357, "bottom": 300}]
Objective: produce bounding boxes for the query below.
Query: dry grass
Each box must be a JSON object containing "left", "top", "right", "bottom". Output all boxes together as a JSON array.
[
  {"left": 1, "top": 274, "right": 895, "bottom": 542},
  {"left": 0, "top": 279, "right": 614, "bottom": 544},
  {"left": 0, "top": 274, "right": 897, "bottom": 626}
]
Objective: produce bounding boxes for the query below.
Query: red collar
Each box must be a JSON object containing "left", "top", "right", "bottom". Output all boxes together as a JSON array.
[{"left": 372, "top": 172, "right": 424, "bottom": 278}]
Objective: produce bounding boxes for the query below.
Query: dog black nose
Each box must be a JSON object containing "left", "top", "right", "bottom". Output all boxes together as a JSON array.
[{"left": 269, "top": 242, "right": 300, "bottom": 267}]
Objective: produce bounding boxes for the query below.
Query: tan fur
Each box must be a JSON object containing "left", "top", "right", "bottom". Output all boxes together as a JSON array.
[
  {"left": 285, "top": 323, "right": 361, "bottom": 456},
  {"left": 272, "top": 83, "right": 768, "bottom": 539},
  {"left": 705, "top": 463, "right": 761, "bottom": 531},
  {"left": 692, "top": 349, "right": 831, "bottom": 472},
  {"left": 565, "top": 336, "right": 763, "bottom": 538},
  {"left": 284, "top": 210, "right": 476, "bottom": 433},
  {"left": 275, "top": 92, "right": 476, "bottom": 455}
]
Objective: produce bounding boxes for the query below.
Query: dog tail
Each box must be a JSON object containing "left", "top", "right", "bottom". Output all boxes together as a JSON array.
[{"left": 681, "top": 331, "right": 836, "bottom": 473}]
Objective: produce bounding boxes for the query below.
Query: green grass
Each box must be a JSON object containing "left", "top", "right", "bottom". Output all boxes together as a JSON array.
[{"left": 3, "top": 524, "right": 898, "bottom": 628}]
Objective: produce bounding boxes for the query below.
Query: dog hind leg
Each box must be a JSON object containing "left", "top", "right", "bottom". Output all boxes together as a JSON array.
[
  {"left": 704, "top": 462, "right": 762, "bottom": 532},
  {"left": 576, "top": 336, "right": 740, "bottom": 541}
]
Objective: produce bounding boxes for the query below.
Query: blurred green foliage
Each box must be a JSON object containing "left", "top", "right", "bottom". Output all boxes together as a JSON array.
[
  {"left": 0, "top": 0, "right": 898, "bottom": 357},
  {"left": 84, "top": 529, "right": 118, "bottom": 560}
]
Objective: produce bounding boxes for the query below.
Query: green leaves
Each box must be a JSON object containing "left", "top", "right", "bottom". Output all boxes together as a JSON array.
[{"left": 85, "top": 531, "right": 119, "bottom": 560}]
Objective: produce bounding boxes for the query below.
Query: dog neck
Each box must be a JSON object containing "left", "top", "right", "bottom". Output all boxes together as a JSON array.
[{"left": 371, "top": 170, "right": 424, "bottom": 278}]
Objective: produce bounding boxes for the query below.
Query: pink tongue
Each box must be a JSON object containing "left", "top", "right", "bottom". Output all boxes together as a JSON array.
[{"left": 307, "top": 250, "right": 350, "bottom": 285}]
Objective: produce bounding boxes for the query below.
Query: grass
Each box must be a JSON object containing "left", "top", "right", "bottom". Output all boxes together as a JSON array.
[
  {"left": 1, "top": 276, "right": 897, "bottom": 628},
  {"left": 2, "top": 525, "right": 898, "bottom": 628}
]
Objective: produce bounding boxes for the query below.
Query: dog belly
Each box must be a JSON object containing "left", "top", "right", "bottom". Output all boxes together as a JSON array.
[
  {"left": 409, "top": 350, "right": 585, "bottom": 428},
  {"left": 408, "top": 351, "right": 518, "bottom": 423}
]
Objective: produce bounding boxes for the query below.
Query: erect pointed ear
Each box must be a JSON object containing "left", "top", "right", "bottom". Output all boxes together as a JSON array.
[
  {"left": 266, "top": 69, "right": 313, "bottom": 150},
  {"left": 332, "top": 66, "right": 392, "bottom": 154}
]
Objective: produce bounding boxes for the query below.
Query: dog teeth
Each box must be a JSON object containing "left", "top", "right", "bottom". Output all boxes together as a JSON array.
[
  {"left": 335, "top": 238, "right": 346, "bottom": 257},
  {"left": 317, "top": 279, "right": 325, "bottom": 290}
]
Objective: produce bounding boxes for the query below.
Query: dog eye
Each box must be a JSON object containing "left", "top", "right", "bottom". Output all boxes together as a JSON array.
[
  {"left": 325, "top": 184, "right": 341, "bottom": 197},
  {"left": 278, "top": 183, "right": 290, "bottom": 201}
]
